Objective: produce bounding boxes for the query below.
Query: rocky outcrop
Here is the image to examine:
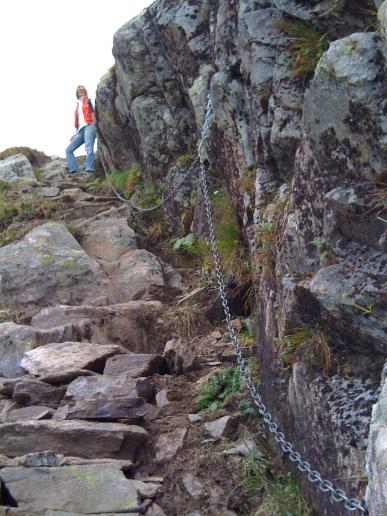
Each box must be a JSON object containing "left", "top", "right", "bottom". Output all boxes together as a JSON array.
[
  {"left": 96, "top": 0, "right": 386, "bottom": 513},
  {"left": 0, "top": 154, "right": 194, "bottom": 513},
  {"left": 0, "top": 464, "right": 142, "bottom": 514}
]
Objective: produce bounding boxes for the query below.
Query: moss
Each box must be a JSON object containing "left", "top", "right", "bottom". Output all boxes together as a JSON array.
[
  {"left": 25, "top": 338, "right": 38, "bottom": 350},
  {"left": 58, "top": 258, "right": 78, "bottom": 269},
  {"left": 70, "top": 466, "right": 96, "bottom": 487},
  {"left": 39, "top": 255, "right": 55, "bottom": 267}
]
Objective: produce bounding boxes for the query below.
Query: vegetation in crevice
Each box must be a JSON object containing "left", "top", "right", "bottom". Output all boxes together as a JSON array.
[
  {"left": 274, "top": 326, "right": 332, "bottom": 374},
  {"left": 279, "top": 19, "right": 330, "bottom": 80},
  {"left": 165, "top": 303, "right": 210, "bottom": 340},
  {"left": 241, "top": 452, "right": 316, "bottom": 516}
]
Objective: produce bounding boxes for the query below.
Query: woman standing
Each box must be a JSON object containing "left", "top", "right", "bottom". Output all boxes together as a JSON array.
[{"left": 65, "top": 85, "right": 96, "bottom": 174}]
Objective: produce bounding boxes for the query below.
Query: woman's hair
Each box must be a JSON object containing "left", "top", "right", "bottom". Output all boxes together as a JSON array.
[{"left": 76, "top": 85, "right": 88, "bottom": 99}]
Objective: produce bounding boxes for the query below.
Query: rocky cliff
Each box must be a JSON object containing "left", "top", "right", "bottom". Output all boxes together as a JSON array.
[{"left": 96, "top": 0, "right": 387, "bottom": 514}]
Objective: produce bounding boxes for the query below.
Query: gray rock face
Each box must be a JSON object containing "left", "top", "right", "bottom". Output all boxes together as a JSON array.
[
  {"left": 0, "top": 222, "right": 113, "bottom": 309},
  {"left": 0, "top": 154, "right": 37, "bottom": 186},
  {"left": 0, "top": 420, "right": 148, "bottom": 460},
  {"left": 0, "top": 464, "right": 142, "bottom": 513},
  {"left": 98, "top": 5, "right": 197, "bottom": 177},
  {"left": 91, "top": 0, "right": 386, "bottom": 511},
  {"left": 366, "top": 366, "right": 387, "bottom": 516},
  {"left": 309, "top": 259, "right": 387, "bottom": 355}
]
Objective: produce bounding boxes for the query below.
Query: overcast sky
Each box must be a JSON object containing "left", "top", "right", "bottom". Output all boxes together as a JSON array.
[{"left": 0, "top": 0, "right": 154, "bottom": 157}]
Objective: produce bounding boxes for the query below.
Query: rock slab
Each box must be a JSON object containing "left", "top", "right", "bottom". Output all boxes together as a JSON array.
[
  {"left": 0, "top": 464, "right": 142, "bottom": 513},
  {"left": 0, "top": 420, "right": 148, "bottom": 460}
]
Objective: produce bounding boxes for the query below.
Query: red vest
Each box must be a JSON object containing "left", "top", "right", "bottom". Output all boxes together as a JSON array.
[{"left": 74, "top": 97, "right": 94, "bottom": 129}]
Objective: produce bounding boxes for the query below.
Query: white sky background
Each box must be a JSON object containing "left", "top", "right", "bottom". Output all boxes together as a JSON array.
[{"left": 0, "top": 0, "right": 154, "bottom": 157}]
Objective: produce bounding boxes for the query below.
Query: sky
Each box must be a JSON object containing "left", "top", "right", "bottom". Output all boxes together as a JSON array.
[{"left": 0, "top": 0, "right": 154, "bottom": 157}]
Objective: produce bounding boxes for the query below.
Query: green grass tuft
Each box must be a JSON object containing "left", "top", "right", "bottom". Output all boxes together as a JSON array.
[{"left": 279, "top": 20, "right": 330, "bottom": 80}]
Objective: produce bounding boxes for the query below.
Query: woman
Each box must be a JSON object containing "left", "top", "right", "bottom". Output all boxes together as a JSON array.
[{"left": 65, "top": 85, "right": 96, "bottom": 174}]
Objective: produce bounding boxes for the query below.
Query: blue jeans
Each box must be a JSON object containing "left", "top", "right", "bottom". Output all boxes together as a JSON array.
[{"left": 65, "top": 124, "right": 96, "bottom": 172}]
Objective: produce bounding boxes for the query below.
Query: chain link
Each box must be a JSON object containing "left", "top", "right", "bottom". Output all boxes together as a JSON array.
[{"left": 198, "top": 94, "right": 368, "bottom": 515}]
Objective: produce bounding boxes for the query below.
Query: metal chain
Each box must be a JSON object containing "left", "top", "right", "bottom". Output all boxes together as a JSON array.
[
  {"left": 198, "top": 94, "right": 368, "bottom": 515},
  {"left": 97, "top": 142, "right": 197, "bottom": 213}
]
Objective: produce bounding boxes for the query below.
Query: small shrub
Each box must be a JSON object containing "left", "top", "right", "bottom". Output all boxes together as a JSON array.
[
  {"left": 254, "top": 222, "right": 277, "bottom": 271},
  {"left": 238, "top": 166, "right": 256, "bottom": 196},
  {"left": 166, "top": 303, "right": 209, "bottom": 340},
  {"left": 238, "top": 453, "right": 316, "bottom": 515},
  {"left": 106, "top": 165, "right": 142, "bottom": 198}
]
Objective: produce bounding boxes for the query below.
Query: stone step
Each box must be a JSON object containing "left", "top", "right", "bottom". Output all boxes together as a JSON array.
[{"left": 0, "top": 420, "right": 148, "bottom": 461}]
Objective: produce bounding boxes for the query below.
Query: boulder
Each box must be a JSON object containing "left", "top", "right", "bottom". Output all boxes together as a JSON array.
[
  {"left": 155, "top": 427, "right": 187, "bottom": 464},
  {"left": 104, "top": 353, "right": 167, "bottom": 378},
  {"left": 0, "top": 223, "right": 113, "bottom": 309},
  {"left": 182, "top": 473, "right": 204, "bottom": 499},
  {"left": 0, "top": 420, "right": 148, "bottom": 460},
  {"left": 21, "top": 342, "right": 126, "bottom": 381},
  {"left": 203, "top": 416, "right": 239, "bottom": 440},
  {"left": 155, "top": 389, "right": 170, "bottom": 407},
  {"left": 80, "top": 217, "right": 138, "bottom": 262},
  {"left": 0, "top": 464, "right": 142, "bottom": 513},
  {"left": 0, "top": 154, "right": 37, "bottom": 186}
]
